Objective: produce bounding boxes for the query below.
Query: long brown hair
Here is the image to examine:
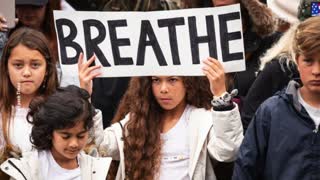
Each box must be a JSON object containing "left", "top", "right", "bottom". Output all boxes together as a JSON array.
[
  {"left": 0, "top": 28, "right": 59, "bottom": 159},
  {"left": 112, "top": 76, "right": 212, "bottom": 179}
]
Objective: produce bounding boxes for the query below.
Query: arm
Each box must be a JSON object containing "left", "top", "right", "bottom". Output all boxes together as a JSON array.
[
  {"left": 232, "top": 102, "right": 271, "bottom": 180},
  {"left": 203, "top": 57, "right": 244, "bottom": 161},
  {"left": 78, "top": 54, "right": 122, "bottom": 158},
  {"left": 207, "top": 104, "right": 243, "bottom": 162}
]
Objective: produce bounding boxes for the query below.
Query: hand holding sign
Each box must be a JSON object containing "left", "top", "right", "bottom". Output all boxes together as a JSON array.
[
  {"left": 78, "top": 53, "right": 102, "bottom": 96},
  {"left": 202, "top": 57, "right": 227, "bottom": 97}
]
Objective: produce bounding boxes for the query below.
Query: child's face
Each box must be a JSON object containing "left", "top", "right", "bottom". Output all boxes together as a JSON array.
[
  {"left": 8, "top": 44, "right": 47, "bottom": 98},
  {"left": 297, "top": 52, "right": 320, "bottom": 96},
  {"left": 51, "top": 121, "right": 89, "bottom": 163},
  {"left": 16, "top": 5, "right": 46, "bottom": 30},
  {"left": 151, "top": 76, "right": 186, "bottom": 111}
]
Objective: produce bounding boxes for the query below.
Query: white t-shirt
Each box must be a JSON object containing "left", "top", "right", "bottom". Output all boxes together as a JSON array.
[
  {"left": 39, "top": 150, "right": 81, "bottom": 180},
  {"left": 159, "top": 105, "right": 191, "bottom": 180},
  {"left": 298, "top": 90, "right": 320, "bottom": 127},
  {"left": 9, "top": 107, "right": 33, "bottom": 153}
]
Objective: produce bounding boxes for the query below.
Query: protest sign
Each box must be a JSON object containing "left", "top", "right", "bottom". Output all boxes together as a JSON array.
[{"left": 54, "top": 4, "right": 245, "bottom": 77}]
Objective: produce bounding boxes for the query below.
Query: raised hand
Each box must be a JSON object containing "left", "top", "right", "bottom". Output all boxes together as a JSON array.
[
  {"left": 78, "top": 53, "right": 102, "bottom": 96},
  {"left": 0, "top": 15, "right": 8, "bottom": 32},
  {"left": 202, "top": 57, "right": 227, "bottom": 97}
]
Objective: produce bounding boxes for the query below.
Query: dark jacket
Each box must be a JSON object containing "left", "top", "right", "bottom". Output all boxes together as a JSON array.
[
  {"left": 233, "top": 80, "right": 320, "bottom": 180},
  {"left": 241, "top": 59, "right": 299, "bottom": 132}
]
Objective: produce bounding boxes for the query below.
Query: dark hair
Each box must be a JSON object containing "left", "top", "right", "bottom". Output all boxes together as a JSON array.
[
  {"left": 0, "top": 27, "right": 59, "bottom": 153},
  {"left": 27, "top": 85, "right": 95, "bottom": 150}
]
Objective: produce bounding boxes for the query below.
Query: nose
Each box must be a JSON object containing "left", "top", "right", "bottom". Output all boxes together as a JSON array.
[
  {"left": 69, "top": 138, "right": 79, "bottom": 149},
  {"left": 22, "top": 66, "right": 31, "bottom": 77},
  {"left": 312, "top": 61, "right": 320, "bottom": 76},
  {"left": 160, "top": 82, "right": 169, "bottom": 93}
]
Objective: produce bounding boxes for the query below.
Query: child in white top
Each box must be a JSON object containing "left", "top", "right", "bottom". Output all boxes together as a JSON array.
[{"left": 1, "top": 85, "right": 111, "bottom": 180}]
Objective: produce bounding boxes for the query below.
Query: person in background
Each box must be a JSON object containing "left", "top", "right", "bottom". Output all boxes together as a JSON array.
[
  {"left": 233, "top": 16, "right": 320, "bottom": 180},
  {"left": 241, "top": 0, "right": 319, "bottom": 132}
]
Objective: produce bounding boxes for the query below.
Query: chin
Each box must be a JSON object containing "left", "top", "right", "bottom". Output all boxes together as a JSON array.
[{"left": 159, "top": 104, "right": 175, "bottom": 111}]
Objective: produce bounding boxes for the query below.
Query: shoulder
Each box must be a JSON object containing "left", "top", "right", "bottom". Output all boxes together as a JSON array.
[{"left": 256, "top": 94, "right": 287, "bottom": 116}]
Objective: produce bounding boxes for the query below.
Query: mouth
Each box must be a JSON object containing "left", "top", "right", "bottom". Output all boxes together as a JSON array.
[
  {"left": 65, "top": 150, "right": 79, "bottom": 155},
  {"left": 310, "top": 80, "right": 320, "bottom": 85},
  {"left": 20, "top": 81, "right": 34, "bottom": 84},
  {"left": 160, "top": 98, "right": 172, "bottom": 103}
]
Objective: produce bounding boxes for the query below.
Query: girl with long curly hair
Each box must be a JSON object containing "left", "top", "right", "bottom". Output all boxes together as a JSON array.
[{"left": 79, "top": 54, "right": 244, "bottom": 180}]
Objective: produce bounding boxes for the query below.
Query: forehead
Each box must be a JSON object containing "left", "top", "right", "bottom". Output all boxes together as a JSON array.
[
  {"left": 8, "top": 44, "right": 45, "bottom": 61},
  {"left": 298, "top": 51, "right": 320, "bottom": 60},
  {"left": 55, "top": 121, "right": 87, "bottom": 134}
]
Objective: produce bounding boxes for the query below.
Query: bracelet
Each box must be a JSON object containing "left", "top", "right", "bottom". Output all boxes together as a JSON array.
[{"left": 211, "top": 89, "right": 238, "bottom": 109}]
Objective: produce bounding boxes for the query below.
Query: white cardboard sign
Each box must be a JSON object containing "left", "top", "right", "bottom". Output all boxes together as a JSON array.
[{"left": 54, "top": 4, "right": 245, "bottom": 77}]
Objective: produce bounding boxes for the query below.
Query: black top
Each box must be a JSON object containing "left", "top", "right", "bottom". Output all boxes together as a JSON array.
[
  {"left": 232, "top": 31, "right": 281, "bottom": 98},
  {"left": 241, "top": 58, "right": 299, "bottom": 132}
]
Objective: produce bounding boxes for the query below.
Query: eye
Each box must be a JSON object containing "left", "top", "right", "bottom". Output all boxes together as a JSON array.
[
  {"left": 151, "top": 77, "right": 160, "bottom": 84},
  {"left": 13, "top": 63, "right": 23, "bottom": 69},
  {"left": 31, "top": 63, "right": 41, "bottom": 69},
  {"left": 77, "top": 135, "right": 85, "bottom": 139},
  {"left": 169, "top": 77, "right": 178, "bottom": 84},
  {"left": 61, "top": 135, "right": 70, "bottom": 139}
]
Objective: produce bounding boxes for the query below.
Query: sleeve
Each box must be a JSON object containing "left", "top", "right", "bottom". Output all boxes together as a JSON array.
[
  {"left": 241, "top": 60, "right": 287, "bottom": 132},
  {"left": 95, "top": 114, "right": 129, "bottom": 160},
  {"left": 232, "top": 101, "right": 271, "bottom": 180},
  {"left": 207, "top": 103, "right": 244, "bottom": 162},
  {"left": 98, "top": 125, "right": 121, "bottom": 160}
]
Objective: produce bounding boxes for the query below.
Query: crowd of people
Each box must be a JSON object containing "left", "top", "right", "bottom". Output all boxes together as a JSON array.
[{"left": 0, "top": 0, "right": 319, "bottom": 180}]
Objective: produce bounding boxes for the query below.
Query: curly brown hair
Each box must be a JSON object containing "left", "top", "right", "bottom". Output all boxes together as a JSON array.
[{"left": 112, "top": 76, "right": 212, "bottom": 180}]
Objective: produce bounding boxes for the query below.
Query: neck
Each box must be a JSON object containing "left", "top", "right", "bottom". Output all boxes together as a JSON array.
[
  {"left": 18, "top": 94, "right": 35, "bottom": 108},
  {"left": 300, "top": 87, "right": 320, "bottom": 108},
  {"left": 161, "top": 101, "right": 187, "bottom": 133},
  {"left": 51, "top": 149, "right": 78, "bottom": 170}
]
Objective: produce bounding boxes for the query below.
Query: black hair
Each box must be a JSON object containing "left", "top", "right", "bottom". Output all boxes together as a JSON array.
[{"left": 27, "top": 85, "right": 95, "bottom": 150}]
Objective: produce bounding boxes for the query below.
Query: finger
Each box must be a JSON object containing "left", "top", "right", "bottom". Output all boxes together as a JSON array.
[
  {"left": 83, "top": 65, "right": 101, "bottom": 77},
  {"left": 87, "top": 71, "right": 102, "bottom": 80},
  {"left": 202, "top": 61, "right": 222, "bottom": 76},
  {"left": 203, "top": 59, "right": 223, "bottom": 75},
  {"left": 203, "top": 68, "right": 219, "bottom": 80},
  {"left": 78, "top": 52, "right": 84, "bottom": 69},
  {"left": 83, "top": 54, "right": 96, "bottom": 69},
  {"left": 0, "top": 16, "right": 7, "bottom": 23},
  {"left": 208, "top": 57, "right": 224, "bottom": 70},
  {"left": 0, "top": 24, "right": 8, "bottom": 32}
]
